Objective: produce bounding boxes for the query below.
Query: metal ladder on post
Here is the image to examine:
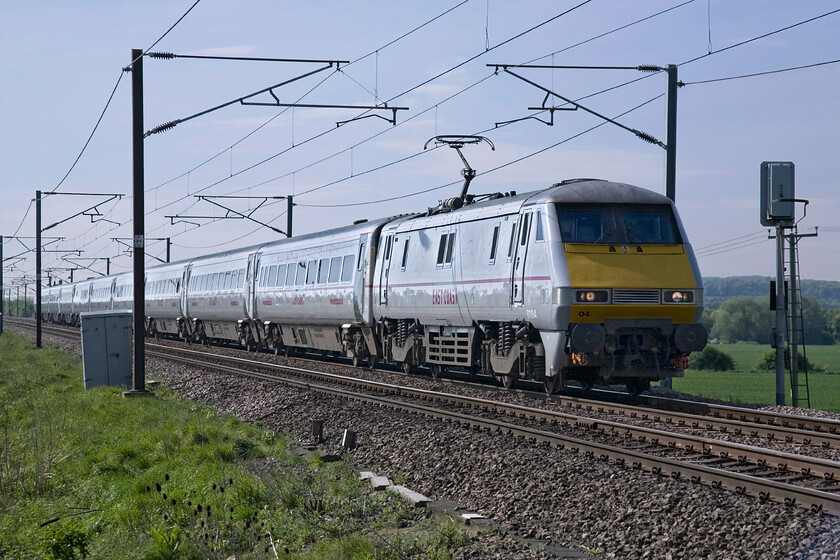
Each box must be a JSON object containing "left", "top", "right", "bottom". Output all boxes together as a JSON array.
[{"left": 784, "top": 231, "right": 811, "bottom": 409}]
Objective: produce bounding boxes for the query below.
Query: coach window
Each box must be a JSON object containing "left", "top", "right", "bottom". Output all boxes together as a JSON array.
[
  {"left": 341, "top": 254, "right": 354, "bottom": 282},
  {"left": 535, "top": 211, "right": 545, "bottom": 242},
  {"left": 317, "top": 258, "right": 329, "bottom": 284},
  {"left": 400, "top": 238, "right": 410, "bottom": 271},
  {"left": 267, "top": 265, "right": 277, "bottom": 287},
  {"left": 295, "top": 262, "right": 306, "bottom": 286},
  {"left": 357, "top": 241, "right": 366, "bottom": 271},
  {"left": 275, "top": 264, "right": 286, "bottom": 287},
  {"left": 232, "top": 270, "right": 240, "bottom": 289},
  {"left": 304, "top": 260, "right": 315, "bottom": 285},
  {"left": 520, "top": 214, "right": 530, "bottom": 246},
  {"left": 444, "top": 232, "right": 456, "bottom": 265},
  {"left": 305, "top": 260, "right": 317, "bottom": 285},
  {"left": 436, "top": 233, "right": 447, "bottom": 267},
  {"left": 286, "top": 264, "right": 296, "bottom": 286},
  {"left": 384, "top": 236, "right": 393, "bottom": 261},
  {"left": 507, "top": 222, "right": 517, "bottom": 261},
  {"left": 329, "top": 256, "right": 342, "bottom": 283},
  {"left": 489, "top": 224, "right": 500, "bottom": 264}
]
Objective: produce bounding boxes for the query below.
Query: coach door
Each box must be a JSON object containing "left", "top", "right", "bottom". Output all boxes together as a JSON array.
[
  {"left": 245, "top": 253, "right": 259, "bottom": 319},
  {"left": 378, "top": 233, "right": 394, "bottom": 305},
  {"left": 511, "top": 211, "right": 532, "bottom": 305},
  {"left": 181, "top": 266, "right": 191, "bottom": 317}
]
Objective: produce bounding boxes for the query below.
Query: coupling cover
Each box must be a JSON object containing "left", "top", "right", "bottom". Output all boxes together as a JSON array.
[
  {"left": 674, "top": 324, "right": 708, "bottom": 353},
  {"left": 571, "top": 323, "right": 606, "bottom": 353}
]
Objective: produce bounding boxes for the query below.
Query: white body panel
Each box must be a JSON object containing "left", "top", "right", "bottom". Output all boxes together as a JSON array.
[
  {"left": 112, "top": 272, "right": 133, "bottom": 311},
  {"left": 255, "top": 219, "right": 390, "bottom": 328},
  {"left": 71, "top": 279, "right": 93, "bottom": 323},
  {"left": 184, "top": 246, "right": 256, "bottom": 341}
]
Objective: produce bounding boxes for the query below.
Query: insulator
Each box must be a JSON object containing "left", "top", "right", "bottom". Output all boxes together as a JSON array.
[
  {"left": 636, "top": 64, "right": 662, "bottom": 72},
  {"left": 148, "top": 52, "right": 176, "bottom": 59},
  {"left": 635, "top": 130, "right": 662, "bottom": 146},
  {"left": 145, "top": 120, "right": 181, "bottom": 137}
]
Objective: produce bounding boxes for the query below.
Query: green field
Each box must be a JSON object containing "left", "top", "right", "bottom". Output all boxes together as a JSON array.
[{"left": 672, "top": 343, "right": 840, "bottom": 412}]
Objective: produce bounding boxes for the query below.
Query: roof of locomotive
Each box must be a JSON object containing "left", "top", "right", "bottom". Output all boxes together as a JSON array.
[
  {"left": 414, "top": 178, "right": 673, "bottom": 218},
  {"left": 462, "top": 178, "right": 672, "bottom": 208},
  {"left": 535, "top": 179, "right": 674, "bottom": 205}
]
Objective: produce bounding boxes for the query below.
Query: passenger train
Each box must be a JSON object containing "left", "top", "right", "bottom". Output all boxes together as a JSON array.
[{"left": 42, "top": 178, "right": 708, "bottom": 394}]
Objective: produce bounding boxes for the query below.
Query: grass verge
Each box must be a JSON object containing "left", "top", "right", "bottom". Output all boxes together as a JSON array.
[{"left": 0, "top": 332, "right": 469, "bottom": 559}]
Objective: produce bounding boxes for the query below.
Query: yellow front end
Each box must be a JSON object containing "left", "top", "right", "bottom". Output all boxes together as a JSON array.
[
  {"left": 565, "top": 244, "right": 700, "bottom": 324},
  {"left": 562, "top": 243, "right": 707, "bottom": 384}
]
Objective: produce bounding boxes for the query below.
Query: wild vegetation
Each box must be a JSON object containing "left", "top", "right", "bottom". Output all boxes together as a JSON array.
[{"left": 0, "top": 332, "right": 471, "bottom": 560}]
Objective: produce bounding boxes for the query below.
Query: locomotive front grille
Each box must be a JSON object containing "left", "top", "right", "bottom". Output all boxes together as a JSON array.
[{"left": 612, "top": 289, "right": 660, "bottom": 304}]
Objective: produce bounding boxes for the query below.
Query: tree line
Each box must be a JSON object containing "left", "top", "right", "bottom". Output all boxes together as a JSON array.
[
  {"left": 702, "top": 296, "right": 840, "bottom": 345},
  {"left": 704, "top": 276, "right": 840, "bottom": 309}
]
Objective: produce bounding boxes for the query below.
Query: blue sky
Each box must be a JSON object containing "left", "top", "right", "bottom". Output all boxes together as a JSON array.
[{"left": 1, "top": 0, "right": 838, "bottom": 287}]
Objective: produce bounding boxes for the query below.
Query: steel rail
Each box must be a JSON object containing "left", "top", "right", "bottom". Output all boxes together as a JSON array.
[
  {"left": 551, "top": 398, "right": 840, "bottom": 450},
  {"left": 147, "top": 343, "right": 840, "bottom": 482},
  {"left": 145, "top": 345, "right": 840, "bottom": 516},
  {"left": 563, "top": 388, "right": 840, "bottom": 436}
]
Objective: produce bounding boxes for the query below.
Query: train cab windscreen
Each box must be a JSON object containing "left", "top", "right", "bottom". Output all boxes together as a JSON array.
[{"left": 556, "top": 203, "right": 682, "bottom": 245}]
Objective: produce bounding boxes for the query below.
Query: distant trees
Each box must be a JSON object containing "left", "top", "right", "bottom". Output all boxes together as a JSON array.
[
  {"left": 703, "top": 277, "right": 840, "bottom": 309},
  {"left": 709, "top": 297, "right": 771, "bottom": 344},
  {"left": 704, "top": 295, "right": 835, "bottom": 345},
  {"left": 829, "top": 308, "right": 840, "bottom": 344}
]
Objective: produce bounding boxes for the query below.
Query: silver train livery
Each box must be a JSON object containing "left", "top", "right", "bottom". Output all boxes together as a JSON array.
[{"left": 42, "top": 179, "right": 708, "bottom": 394}]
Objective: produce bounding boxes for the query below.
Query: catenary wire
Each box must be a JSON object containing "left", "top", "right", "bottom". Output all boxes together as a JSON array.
[
  {"left": 145, "top": 0, "right": 471, "bottom": 195},
  {"left": 683, "top": 58, "right": 840, "bottom": 85},
  {"left": 297, "top": 93, "right": 665, "bottom": 208},
  {"left": 203, "top": 0, "right": 698, "bottom": 203},
  {"left": 45, "top": 4, "right": 838, "bottom": 263},
  {"left": 136, "top": 1, "right": 594, "bottom": 231}
]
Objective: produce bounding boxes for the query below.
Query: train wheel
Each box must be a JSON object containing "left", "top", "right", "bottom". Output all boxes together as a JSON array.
[
  {"left": 502, "top": 373, "right": 518, "bottom": 390},
  {"left": 543, "top": 375, "right": 558, "bottom": 395},
  {"left": 283, "top": 346, "right": 290, "bottom": 358},
  {"left": 626, "top": 378, "right": 650, "bottom": 396},
  {"left": 368, "top": 356, "right": 379, "bottom": 370},
  {"left": 352, "top": 355, "right": 361, "bottom": 368},
  {"left": 429, "top": 364, "right": 442, "bottom": 379},
  {"left": 402, "top": 362, "right": 414, "bottom": 375}
]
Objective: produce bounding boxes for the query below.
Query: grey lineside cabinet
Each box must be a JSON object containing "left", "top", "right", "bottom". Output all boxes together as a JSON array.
[{"left": 80, "top": 310, "right": 133, "bottom": 389}]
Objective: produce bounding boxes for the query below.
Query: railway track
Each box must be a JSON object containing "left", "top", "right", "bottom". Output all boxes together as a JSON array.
[
  {"left": 8, "top": 317, "right": 840, "bottom": 515},
  {"left": 17, "top": 317, "right": 840, "bottom": 442},
  {"left": 143, "top": 343, "right": 840, "bottom": 515}
]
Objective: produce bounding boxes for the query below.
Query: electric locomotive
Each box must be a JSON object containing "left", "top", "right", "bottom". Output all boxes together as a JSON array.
[{"left": 370, "top": 178, "right": 707, "bottom": 394}]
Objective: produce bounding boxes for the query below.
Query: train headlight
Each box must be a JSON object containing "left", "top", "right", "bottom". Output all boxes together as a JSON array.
[
  {"left": 663, "top": 290, "right": 694, "bottom": 304},
  {"left": 575, "top": 290, "right": 609, "bottom": 303}
]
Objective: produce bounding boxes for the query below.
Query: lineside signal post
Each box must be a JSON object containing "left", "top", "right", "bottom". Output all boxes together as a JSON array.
[{"left": 760, "top": 161, "right": 814, "bottom": 407}]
